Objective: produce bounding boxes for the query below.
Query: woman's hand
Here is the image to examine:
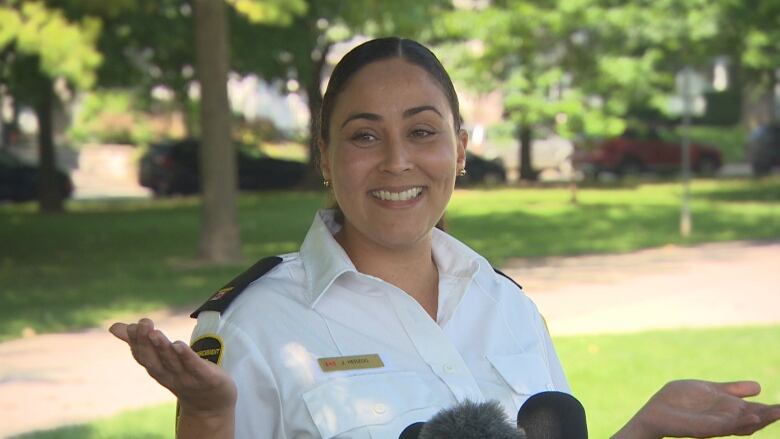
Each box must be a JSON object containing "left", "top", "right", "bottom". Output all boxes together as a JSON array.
[
  {"left": 614, "top": 379, "right": 780, "bottom": 439},
  {"left": 109, "top": 319, "right": 237, "bottom": 421}
]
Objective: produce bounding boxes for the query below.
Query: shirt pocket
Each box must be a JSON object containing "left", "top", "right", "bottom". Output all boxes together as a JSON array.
[
  {"left": 487, "top": 353, "right": 554, "bottom": 407},
  {"left": 302, "top": 371, "right": 447, "bottom": 439}
]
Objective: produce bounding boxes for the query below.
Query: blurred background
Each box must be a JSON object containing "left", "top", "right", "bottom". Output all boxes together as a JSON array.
[{"left": 0, "top": 0, "right": 778, "bottom": 438}]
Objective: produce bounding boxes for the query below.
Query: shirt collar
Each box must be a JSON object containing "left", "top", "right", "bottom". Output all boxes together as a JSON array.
[
  {"left": 300, "top": 209, "right": 484, "bottom": 308},
  {"left": 300, "top": 209, "right": 357, "bottom": 308}
]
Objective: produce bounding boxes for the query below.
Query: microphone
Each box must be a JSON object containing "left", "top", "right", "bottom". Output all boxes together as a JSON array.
[
  {"left": 399, "top": 400, "right": 525, "bottom": 439},
  {"left": 398, "top": 422, "right": 425, "bottom": 439},
  {"left": 516, "top": 391, "right": 588, "bottom": 439}
]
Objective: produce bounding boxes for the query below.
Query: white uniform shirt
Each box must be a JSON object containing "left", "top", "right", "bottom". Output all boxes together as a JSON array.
[{"left": 191, "top": 210, "right": 569, "bottom": 439}]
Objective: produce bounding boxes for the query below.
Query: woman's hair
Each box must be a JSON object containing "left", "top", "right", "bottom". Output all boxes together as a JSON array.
[
  {"left": 319, "top": 37, "right": 460, "bottom": 231},
  {"left": 318, "top": 37, "right": 462, "bottom": 145}
]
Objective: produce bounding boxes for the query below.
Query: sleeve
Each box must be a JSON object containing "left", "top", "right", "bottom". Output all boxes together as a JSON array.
[
  {"left": 191, "top": 311, "right": 287, "bottom": 439},
  {"left": 492, "top": 271, "right": 571, "bottom": 394},
  {"left": 535, "top": 312, "right": 571, "bottom": 393}
]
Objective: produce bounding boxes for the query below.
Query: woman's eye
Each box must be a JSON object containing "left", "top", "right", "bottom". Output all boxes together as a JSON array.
[
  {"left": 410, "top": 128, "right": 436, "bottom": 139},
  {"left": 350, "top": 132, "right": 377, "bottom": 143}
]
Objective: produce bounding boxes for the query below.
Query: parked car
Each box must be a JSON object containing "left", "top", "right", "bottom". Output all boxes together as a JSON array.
[
  {"left": 575, "top": 126, "right": 723, "bottom": 178},
  {"left": 0, "top": 149, "right": 73, "bottom": 202},
  {"left": 458, "top": 151, "right": 507, "bottom": 186},
  {"left": 139, "top": 139, "right": 305, "bottom": 196},
  {"left": 747, "top": 123, "right": 780, "bottom": 176}
]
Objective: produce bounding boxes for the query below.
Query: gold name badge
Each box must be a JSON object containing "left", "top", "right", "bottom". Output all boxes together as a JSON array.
[{"left": 318, "top": 354, "right": 384, "bottom": 372}]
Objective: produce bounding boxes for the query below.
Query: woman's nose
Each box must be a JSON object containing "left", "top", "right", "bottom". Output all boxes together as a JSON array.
[{"left": 379, "top": 135, "right": 413, "bottom": 174}]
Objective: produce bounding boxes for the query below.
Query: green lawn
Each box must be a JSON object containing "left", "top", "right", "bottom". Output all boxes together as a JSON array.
[
  {"left": 1, "top": 177, "right": 779, "bottom": 340},
  {"left": 20, "top": 324, "right": 780, "bottom": 439}
]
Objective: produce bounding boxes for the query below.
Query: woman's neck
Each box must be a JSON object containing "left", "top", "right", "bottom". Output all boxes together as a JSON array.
[{"left": 335, "top": 224, "right": 439, "bottom": 320}]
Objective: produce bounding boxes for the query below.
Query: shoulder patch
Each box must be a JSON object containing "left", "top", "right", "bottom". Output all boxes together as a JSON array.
[
  {"left": 190, "top": 256, "right": 283, "bottom": 318},
  {"left": 493, "top": 267, "right": 523, "bottom": 291},
  {"left": 191, "top": 335, "right": 224, "bottom": 364}
]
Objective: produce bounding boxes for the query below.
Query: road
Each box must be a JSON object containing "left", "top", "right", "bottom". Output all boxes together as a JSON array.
[{"left": 1, "top": 240, "right": 778, "bottom": 437}]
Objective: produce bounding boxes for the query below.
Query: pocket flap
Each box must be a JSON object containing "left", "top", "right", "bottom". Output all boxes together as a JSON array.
[{"left": 302, "top": 372, "right": 444, "bottom": 438}]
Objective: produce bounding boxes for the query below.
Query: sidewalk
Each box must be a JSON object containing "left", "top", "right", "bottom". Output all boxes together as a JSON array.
[{"left": 2, "top": 240, "right": 779, "bottom": 437}]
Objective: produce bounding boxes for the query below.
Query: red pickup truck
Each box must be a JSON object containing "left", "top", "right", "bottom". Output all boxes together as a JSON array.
[{"left": 575, "top": 127, "right": 722, "bottom": 178}]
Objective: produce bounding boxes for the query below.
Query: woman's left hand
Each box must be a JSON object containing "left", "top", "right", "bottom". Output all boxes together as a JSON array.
[{"left": 613, "top": 379, "right": 780, "bottom": 439}]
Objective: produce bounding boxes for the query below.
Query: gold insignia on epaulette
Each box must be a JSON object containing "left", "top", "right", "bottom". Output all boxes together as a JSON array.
[{"left": 210, "top": 286, "right": 234, "bottom": 301}]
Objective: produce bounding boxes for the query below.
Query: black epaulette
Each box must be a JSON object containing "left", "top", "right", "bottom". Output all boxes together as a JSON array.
[
  {"left": 190, "top": 256, "right": 283, "bottom": 318},
  {"left": 493, "top": 267, "right": 523, "bottom": 291}
]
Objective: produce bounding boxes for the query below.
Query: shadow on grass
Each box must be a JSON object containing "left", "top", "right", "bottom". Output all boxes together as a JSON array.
[
  {"left": 0, "top": 192, "right": 324, "bottom": 340},
  {"left": 448, "top": 199, "right": 780, "bottom": 265},
  {"left": 693, "top": 177, "right": 780, "bottom": 202}
]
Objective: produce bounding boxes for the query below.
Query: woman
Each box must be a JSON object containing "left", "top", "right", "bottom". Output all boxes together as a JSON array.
[{"left": 111, "top": 37, "right": 780, "bottom": 438}]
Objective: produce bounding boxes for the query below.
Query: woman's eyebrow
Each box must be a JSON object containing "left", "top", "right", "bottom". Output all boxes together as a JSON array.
[
  {"left": 403, "top": 105, "right": 442, "bottom": 118},
  {"left": 340, "top": 112, "right": 381, "bottom": 128},
  {"left": 339, "top": 105, "right": 442, "bottom": 129}
]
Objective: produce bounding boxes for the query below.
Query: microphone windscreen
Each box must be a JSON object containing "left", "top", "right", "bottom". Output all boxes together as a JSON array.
[
  {"left": 516, "top": 391, "right": 587, "bottom": 439},
  {"left": 399, "top": 422, "right": 425, "bottom": 439},
  {"left": 419, "top": 400, "right": 525, "bottom": 439}
]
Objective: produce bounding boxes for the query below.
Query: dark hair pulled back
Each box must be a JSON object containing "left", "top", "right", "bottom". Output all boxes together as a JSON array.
[
  {"left": 318, "top": 37, "right": 462, "bottom": 146},
  {"left": 319, "top": 37, "right": 458, "bottom": 231}
]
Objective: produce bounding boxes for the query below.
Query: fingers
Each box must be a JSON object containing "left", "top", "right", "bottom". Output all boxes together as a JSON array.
[
  {"left": 150, "top": 329, "right": 185, "bottom": 375},
  {"left": 108, "top": 322, "right": 130, "bottom": 342},
  {"left": 717, "top": 380, "right": 761, "bottom": 398},
  {"left": 176, "top": 340, "right": 213, "bottom": 378}
]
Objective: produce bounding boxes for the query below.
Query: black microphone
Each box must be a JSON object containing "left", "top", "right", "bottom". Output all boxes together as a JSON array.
[
  {"left": 399, "top": 400, "right": 526, "bottom": 439},
  {"left": 516, "top": 391, "right": 588, "bottom": 439},
  {"left": 399, "top": 422, "right": 425, "bottom": 439}
]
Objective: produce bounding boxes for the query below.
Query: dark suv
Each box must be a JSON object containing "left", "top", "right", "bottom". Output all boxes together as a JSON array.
[
  {"left": 0, "top": 150, "right": 73, "bottom": 202},
  {"left": 576, "top": 126, "right": 722, "bottom": 178},
  {"left": 747, "top": 123, "right": 780, "bottom": 176},
  {"left": 139, "top": 139, "right": 305, "bottom": 196}
]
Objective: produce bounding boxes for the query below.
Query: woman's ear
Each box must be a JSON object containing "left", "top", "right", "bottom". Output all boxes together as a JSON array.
[
  {"left": 317, "top": 138, "right": 330, "bottom": 180},
  {"left": 456, "top": 128, "right": 469, "bottom": 170}
]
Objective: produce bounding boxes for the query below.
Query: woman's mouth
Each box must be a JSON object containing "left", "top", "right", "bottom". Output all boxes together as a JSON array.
[{"left": 370, "top": 186, "right": 424, "bottom": 202}]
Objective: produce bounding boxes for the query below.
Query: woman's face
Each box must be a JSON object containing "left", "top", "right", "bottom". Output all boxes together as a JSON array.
[{"left": 320, "top": 58, "right": 467, "bottom": 251}]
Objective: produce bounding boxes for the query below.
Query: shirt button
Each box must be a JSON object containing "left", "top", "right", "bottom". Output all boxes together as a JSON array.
[
  {"left": 443, "top": 364, "right": 456, "bottom": 374},
  {"left": 373, "top": 403, "right": 386, "bottom": 415}
]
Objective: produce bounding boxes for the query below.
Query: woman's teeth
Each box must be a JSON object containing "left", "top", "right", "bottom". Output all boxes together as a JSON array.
[{"left": 372, "top": 187, "right": 423, "bottom": 201}]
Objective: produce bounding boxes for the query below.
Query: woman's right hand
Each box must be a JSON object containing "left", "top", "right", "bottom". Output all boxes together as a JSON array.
[{"left": 109, "top": 318, "right": 237, "bottom": 416}]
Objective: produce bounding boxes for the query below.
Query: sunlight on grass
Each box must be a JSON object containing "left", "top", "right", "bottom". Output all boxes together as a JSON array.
[{"left": 556, "top": 325, "right": 780, "bottom": 438}]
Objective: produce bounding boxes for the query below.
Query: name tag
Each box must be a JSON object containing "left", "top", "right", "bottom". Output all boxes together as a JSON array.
[{"left": 318, "top": 354, "right": 384, "bottom": 372}]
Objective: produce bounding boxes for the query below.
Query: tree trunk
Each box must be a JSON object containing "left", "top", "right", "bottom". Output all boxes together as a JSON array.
[
  {"left": 194, "top": 0, "right": 242, "bottom": 264},
  {"left": 35, "top": 77, "right": 64, "bottom": 213},
  {"left": 517, "top": 122, "right": 537, "bottom": 181}
]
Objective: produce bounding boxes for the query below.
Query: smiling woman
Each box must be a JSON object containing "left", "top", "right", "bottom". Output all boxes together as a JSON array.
[{"left": 109, "top": 37, "right": 780, "bottom": 439}]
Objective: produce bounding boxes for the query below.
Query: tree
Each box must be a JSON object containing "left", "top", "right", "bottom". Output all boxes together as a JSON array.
[
  {"left": 0, "top": 1, "right": 101, "bottom": 212},
  {"left": 705, "top": 0, "right": 780, "bottom": 128},
  {"left": 437, "top": 0, "right": 604, "bottom": 180},
  {"left": 437, "top": 0, "right": 751, "bottom": 181},
  {"left": 193, "top": 0, "right": 241, "bottom": 263},
  {"left": 62, "top": 0, "right": 303, "bottom": 263}
]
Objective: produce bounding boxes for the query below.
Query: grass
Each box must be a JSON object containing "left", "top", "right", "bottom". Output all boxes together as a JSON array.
[
  {"left": 20, "top": 324, "right": 780, "bottom": 438},
  {"left": 1, "top": 177, "right": 779, "bottom": 341},
  {"left": 557, "top": 325, "right": 780, "bottom": 438}
]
